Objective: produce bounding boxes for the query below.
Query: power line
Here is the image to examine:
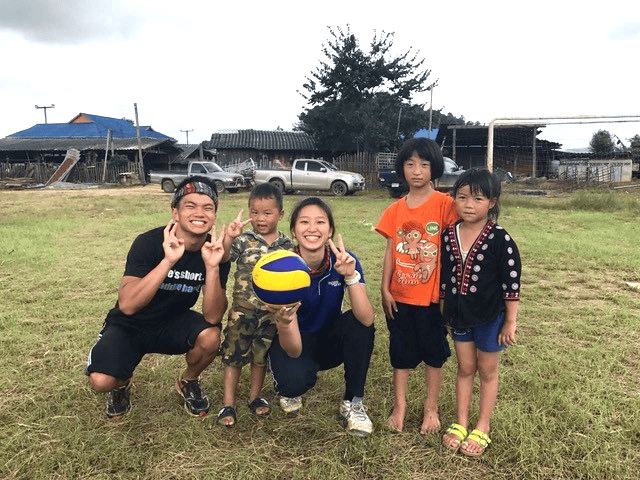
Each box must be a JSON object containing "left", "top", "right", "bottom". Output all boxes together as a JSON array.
[
  {"left": 35, "top": 104, "right": 55, "bottom": 124},
  {"left": 181, "top": 129, "right": 193, "bottom": 145}
]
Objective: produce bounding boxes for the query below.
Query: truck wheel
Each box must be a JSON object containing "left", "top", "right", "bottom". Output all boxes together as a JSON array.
[
  {"left": 214, "top": 180, "right": 225, "bottom": 194},
  {"left": 162, "top": 180, "right": 175, "bottom": 193},
  {"left": 331, "top": 181, "right": 348, "bottom": 196},
  {"left": 270, "top": 179, "right": 285, "bottom": 193},
  {"left": 388, "top": 188, "right": 405, "bottom": 199}
]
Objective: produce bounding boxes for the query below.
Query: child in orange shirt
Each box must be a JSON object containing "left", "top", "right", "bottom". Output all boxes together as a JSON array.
[{"left": 375, "top": 138, "right": 457, "bottom": 434}]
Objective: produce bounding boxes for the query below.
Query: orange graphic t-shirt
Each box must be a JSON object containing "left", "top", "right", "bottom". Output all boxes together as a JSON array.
[{"left": 375, "top": 192, "right": 458, "bottom": 306}]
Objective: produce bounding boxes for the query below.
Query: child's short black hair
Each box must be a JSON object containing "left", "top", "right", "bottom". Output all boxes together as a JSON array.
[
  {"left": 452, "top": 168, "right": 502, "bottom": 221},
  {"left": 249, "top": 182, "right": 284, "bottom": 211},
  {"left": 395, "top": 138, "right": 445, "bottom": 181}
]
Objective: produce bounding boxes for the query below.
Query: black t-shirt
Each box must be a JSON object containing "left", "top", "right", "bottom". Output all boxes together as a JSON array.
[{"left": 107, "top": 226, "right": 230, "bottom": 322}]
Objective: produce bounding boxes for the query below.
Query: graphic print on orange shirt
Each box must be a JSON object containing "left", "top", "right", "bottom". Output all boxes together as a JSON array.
[{"left": 395, "top": 220, "right": 440, "bottom": 284}]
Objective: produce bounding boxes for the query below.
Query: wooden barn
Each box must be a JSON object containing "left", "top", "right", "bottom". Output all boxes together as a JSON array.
[
  {"left": 206, "top": 129, "right": 318, "bottom": 169},
  {"left": 436, "top": 124, "right": 561, "bottom": 178},
  {"left": 0, "top": 113, "right": 182, "bottom": 184}
]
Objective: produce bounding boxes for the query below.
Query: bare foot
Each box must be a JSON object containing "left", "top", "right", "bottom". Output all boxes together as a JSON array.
[
  {"left": 420, "top": 408, "right": 440, "bottom": 435},
  {"left": 387, "top": 405, "right": 406, "bottom": 432}
]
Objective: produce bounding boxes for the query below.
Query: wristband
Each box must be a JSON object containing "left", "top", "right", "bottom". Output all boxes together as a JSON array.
[{"left": 345, "top": 270, "right": 361, "bottom": 286}]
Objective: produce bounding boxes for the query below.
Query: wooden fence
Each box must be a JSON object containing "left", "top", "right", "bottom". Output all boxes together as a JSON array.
[
  {"left": 331, "top": 151, "right": 380, "bottom": 190},
  {"left": 0, "top": 161, "right": 141, "bottom": 187}
]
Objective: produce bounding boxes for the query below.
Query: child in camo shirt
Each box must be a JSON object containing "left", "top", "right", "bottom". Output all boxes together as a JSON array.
[{"left": 217, "top": 183, "right": 294, "bottom": 427}]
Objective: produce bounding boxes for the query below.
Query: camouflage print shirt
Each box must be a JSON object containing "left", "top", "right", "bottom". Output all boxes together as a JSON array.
[{"left": 229, "top": 229, "right": 294, "bottom": 310}]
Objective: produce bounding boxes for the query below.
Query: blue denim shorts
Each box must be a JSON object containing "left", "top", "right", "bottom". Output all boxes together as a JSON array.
[{"left": 451, "top": 312, "right": 506, "bottom": 353}]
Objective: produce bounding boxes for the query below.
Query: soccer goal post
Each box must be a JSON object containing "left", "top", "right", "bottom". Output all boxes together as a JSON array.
[{"left": 486, "top": 115, "right": 640, "bottom": 177}]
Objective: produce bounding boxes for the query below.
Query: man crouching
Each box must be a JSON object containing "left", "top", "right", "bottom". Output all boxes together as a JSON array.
[{"left": 86, "top": 176, "right": 229, "bottom": 418}]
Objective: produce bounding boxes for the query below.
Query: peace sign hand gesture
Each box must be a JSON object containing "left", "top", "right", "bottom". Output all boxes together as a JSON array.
[
  {"left": 226, "top": 209, "right": 252, "bottom": 240},
  {"left": 202, "top": 222, "right": 227, "bottom": 269},
  {"left": 163, "top": 221, "right": 185, "bottom": 265},
  {"left": 328, "top": 234, "right": 356, "bottom": 278}
]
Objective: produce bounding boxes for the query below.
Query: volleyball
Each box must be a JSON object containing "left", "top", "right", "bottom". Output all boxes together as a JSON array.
[{"left": 251, "top": 250, "right": 311, "bottom": 306}]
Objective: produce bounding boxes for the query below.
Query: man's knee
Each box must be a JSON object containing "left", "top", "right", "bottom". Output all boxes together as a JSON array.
[
  {"left": 88, "top": 372, "right": 121, "bottom": 392},
  {"left": 194, "top": 326, "right": 221, "bottom": 353}
]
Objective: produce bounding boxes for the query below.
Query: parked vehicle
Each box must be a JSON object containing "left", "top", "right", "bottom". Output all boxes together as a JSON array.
[
  {"left": 376, "top": 153, "right": 465, "bottom": 198},
  {"left": 252, "top": 159, "right": 365, "bottom": 196},
  {"left": 222, "top": 158, "right": 256, "bottom": 189},
  {"left": 148, "top": 161, "right": 245, "bottom": 193}
]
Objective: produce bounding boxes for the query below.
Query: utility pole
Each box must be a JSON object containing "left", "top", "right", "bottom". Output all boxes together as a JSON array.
[
  {"left": 35, "top": 104, "right": 55, "bottom": 123},
  {"left": 133, "top": 103, "right": 146, "bottom": 185},
  {"left": 102, "top": 129, "right": 112, "bottom": 184},
  {"left": 427, "top": 80, "right": 438, "bottom": 133},
  {"left": 181, "top": 129, "right": 194, "bottom": 145}
]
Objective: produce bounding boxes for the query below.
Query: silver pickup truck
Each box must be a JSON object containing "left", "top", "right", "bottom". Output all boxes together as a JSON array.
[
  {"left": 148, "top": 161, "right": 245, "bottom": 193},
  {"left": 252, "top": 159, "right": 365, "bottom": 196}
]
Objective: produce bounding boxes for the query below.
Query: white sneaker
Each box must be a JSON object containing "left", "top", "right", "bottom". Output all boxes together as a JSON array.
[
  {"left": 339, "top": 399, "right": 373, "bottom": 438},
  {"left": 279, "top": 396, "right": 302, "bottom": 416}
]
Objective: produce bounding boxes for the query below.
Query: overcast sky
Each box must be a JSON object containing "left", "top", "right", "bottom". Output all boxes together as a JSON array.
[{"left": 1, "top": 0, "right": 639, "bottom": 149}]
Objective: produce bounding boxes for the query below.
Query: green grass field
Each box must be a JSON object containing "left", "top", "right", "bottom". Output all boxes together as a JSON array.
[{"left": 1, "top": 185, "right": 639, "bottom": 479}]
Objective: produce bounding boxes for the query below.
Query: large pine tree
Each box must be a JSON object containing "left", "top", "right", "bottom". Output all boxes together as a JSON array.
[{"left": 296, "top": 26, "right": 438, "bottom": 155}]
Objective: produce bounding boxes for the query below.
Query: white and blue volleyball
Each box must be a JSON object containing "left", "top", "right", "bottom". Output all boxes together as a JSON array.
[{"left": 252, "top": 250, "right": 311, "bottom": 306}]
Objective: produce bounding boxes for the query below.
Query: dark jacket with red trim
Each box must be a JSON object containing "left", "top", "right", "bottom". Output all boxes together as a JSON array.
[{"left": 440, "top": 220, "right": 521, "bottom": 329}]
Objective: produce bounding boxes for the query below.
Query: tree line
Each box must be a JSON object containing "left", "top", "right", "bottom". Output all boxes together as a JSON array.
[
  {"left": 296, "top": 26, "right": 640, "bottom": 160},
  {"left": 590, "top": 130, "right": 640, "bottom": 157}
]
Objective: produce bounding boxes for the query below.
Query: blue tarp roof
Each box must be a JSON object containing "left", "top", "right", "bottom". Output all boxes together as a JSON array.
[
  {"left": 414, "top": 128, "right": 438, "bottom": 140},
  {"left": 9, "top": 113, "right": 173, "bottom": 140}
]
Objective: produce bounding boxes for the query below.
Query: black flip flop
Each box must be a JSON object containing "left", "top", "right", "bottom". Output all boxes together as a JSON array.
[
  {"left": 217, "top": 405, "right": 236, "bottom": 427},
  {"left": 248, "top": 397, "right": 272, "bottom": 417}
]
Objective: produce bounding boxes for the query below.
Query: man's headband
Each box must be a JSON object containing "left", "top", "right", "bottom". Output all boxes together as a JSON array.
[{"left": 171, "top": 181, "right": 218, "bottom": 210}]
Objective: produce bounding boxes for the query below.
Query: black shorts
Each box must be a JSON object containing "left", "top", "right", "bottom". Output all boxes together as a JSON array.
[
  {"left": 86, "top": 309, "right": 218, "bottom": 380},
  {"left": 386, "top": 302, "right": 450, "bottom": 369}
]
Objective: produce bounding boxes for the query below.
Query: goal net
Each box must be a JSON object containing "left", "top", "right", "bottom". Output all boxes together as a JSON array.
[
  {"left": 439, "top": 116, "right": 640, "bottom": 187},
  {"left": 487, "top": 116, "right": 640, "bottom": 185}
]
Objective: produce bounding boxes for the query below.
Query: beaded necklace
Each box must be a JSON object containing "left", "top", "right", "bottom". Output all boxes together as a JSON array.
[{"left": 294, "top": 244, "right": 331, "bottom": 277}]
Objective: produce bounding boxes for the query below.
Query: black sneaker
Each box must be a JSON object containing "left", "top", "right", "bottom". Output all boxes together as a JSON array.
[
  {"left": 106, "top": 382, "right": 131, "bottom": 419},
  {"left": 176, "top": 378, "right": 210, "bottom": 417}
]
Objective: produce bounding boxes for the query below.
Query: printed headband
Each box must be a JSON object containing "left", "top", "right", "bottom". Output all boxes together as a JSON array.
[{"left": 171, "top": 181, "right": 218, "bottom": 210}]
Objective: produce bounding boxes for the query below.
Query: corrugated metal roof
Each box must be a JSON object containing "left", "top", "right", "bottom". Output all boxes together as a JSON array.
[
  {"left": 176, "top": 143, "right": 201, "bottom": 158},
  {"left": 8, "top": 113, "right": 174, "bottom": 140},
  {"left": 207, "top": 129, "right": 315, "bottom": 151},
  {"left": 0, "top": 137, "right": 180, "bottom": 152}
]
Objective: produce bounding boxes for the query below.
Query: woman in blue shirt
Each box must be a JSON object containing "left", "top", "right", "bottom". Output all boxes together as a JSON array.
[{"left": 268, "top": 197, "right": 375, "bottom": 437}]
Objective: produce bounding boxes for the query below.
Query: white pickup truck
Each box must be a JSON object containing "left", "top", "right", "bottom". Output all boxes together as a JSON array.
[
  {"left": 252, "top": 159, "right": 365, "bottom": 196},
  {"left": 148, "top": 161, "right": 245, "bottom": 193}
]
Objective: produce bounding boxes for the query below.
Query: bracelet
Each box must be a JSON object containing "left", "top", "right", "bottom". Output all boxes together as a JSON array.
[{"left": 345, "top": 270, "right": 361, "bottom": 286}]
